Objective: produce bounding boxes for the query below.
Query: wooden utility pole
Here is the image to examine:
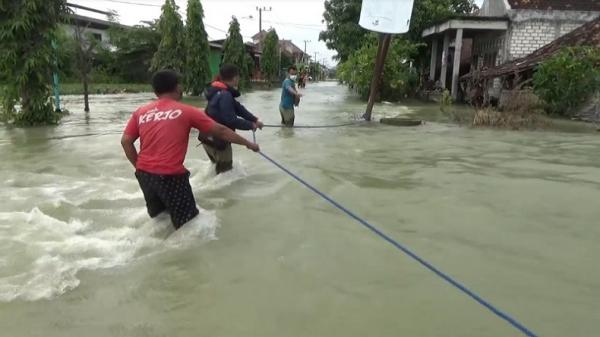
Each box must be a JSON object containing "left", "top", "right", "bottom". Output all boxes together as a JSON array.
[{"left": 363, "top": 33, "right": 392, "bottom": 121}]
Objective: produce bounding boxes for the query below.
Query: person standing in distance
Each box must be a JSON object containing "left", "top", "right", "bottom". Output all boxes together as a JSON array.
[
  {"left": 121, "top": 70, "right": 259, "bottom": 230},
  {"left": 279, "top": 65, "right": 302, "bottom": 127}
]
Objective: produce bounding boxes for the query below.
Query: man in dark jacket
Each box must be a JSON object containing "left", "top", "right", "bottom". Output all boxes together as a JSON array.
[{"left": 199, "top": 64, "right": 263, "bottom": 174}]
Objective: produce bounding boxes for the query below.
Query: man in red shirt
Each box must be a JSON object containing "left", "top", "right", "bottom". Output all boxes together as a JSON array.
[{"left": 121, "top": 70, "right": 259, "bottom": 230}]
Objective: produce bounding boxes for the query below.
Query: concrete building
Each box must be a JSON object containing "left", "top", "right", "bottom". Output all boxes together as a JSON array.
[
  {"left": 63, "top": 14, "right": 123, "bottom": 47},
  {"left": 63, "top": 2, "right": 129, "bottom": 48},
  {"left": 422, "top": 0, "right": 600, "bottom": 100}
]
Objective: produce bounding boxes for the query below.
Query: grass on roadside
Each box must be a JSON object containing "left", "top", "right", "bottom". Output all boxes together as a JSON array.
[
  {"left": 58, "top": 83, "right": 206, "bottom": 107},
  {"left": 59, "top": 83, "right": 152, "bottom": 95}
]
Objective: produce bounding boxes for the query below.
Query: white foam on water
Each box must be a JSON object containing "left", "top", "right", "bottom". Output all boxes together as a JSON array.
[
  {"left": 164, "top": 208, "right": 219, "bottom": 248},
  {"left": 0, "top": 206, "right": 218, "bottom": 302},
  {"left": 29, "top": 180, "right": 141, "bottom": 208},
  {"left": 192, "top": 160, "right": 249, "bottom": 192}
]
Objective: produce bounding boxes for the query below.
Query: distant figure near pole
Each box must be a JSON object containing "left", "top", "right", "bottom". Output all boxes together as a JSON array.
[
  {"left": 297, "top": 68, "right": 306, "bottom": 89},
  {"left": 300, "top": 68, "right": 308, "bottom": 89},
  {"left": 279, "top": 65, "right": 302, "bottom": 127}
]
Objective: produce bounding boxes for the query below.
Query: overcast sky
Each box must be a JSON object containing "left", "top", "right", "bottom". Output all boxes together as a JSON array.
[{"left": 70, "top": 0, "right": 485, "bottom": 67}]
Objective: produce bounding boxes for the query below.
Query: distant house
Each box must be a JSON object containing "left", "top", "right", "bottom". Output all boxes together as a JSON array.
[
  {"left": 252, "top": 30, "right": 310, "bottom": 64},
  {"left": 279, "top": 39, "right": 308, "bottom": 63},
  {"left": 422, "top": 0, "right": 600, "bottom": 100},
  {"left": 207, "top": 41, "right": 225, "bottom": 79},
  {"left": 208, "top": 40, "right": 262, "bottom": 80},
  {"left": 63, "top": 14, "right": 128, "bottom": 48},
  {"left": 251, "top": 30, "right": 269, "bottom": 48},
  {"left": 466, "top": 17, "right": 600, "bottom": 85}
]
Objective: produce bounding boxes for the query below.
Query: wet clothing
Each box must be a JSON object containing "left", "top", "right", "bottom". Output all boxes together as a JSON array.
[
  {"left": 280, "top": 78, "right": 296, "bottom": 110},
  {"left": 124, "top": 98, "right": 215, "bottom": 229},
  {"left": 124, "top": 98, "right": 215, "bottom": 175},
  {"left": 279, "top": 106, "right": 295, "bottom": 127},
  {"left": 135, "top": 170, "right": 198, "bottom": 230},
  {"left": 198, "top": 81, "right": 257, "bottom": 173},
  {"left": 203, "top": 143, "right": 233, "bottom": 174},
  {"left": 204, "top": 81, "right": 257, "bottom": 130},
  {"left": 280, "top": 78, "right": 297, "bottom": 127}
]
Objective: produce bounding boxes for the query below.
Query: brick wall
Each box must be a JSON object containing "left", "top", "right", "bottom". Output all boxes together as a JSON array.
[
  {"left": 509, "top": 20, "right": 558, "bottom": 59},
  {"left": 559, "top": 22, "right": 582, "bottom": 36},
  {"left": 506, "top": 9, "right": 600, "bottom": 60}
]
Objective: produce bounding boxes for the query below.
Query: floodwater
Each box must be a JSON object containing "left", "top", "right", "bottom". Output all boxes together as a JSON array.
[{"left": 0, "top": 82, "right": 599, "bottom": 337}]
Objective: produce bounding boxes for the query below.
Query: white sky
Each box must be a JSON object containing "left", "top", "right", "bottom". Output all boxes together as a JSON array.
[
  {"left": 70, "top": 0, "right": 334, "bottom": 66},
  {"left": 70, "top": 0, "right": 485, "bottom": 67}
]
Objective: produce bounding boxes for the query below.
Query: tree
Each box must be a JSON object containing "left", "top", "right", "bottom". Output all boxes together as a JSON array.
[
  {"left": 322, "top": 0, "right": 477, "bottom": 100},
  {"left": 407, "top": 0, "right": 478, "bottom": 42},
  {"left": 54, "top": 29, "right": 78, "bottom": 81},
  {"left": 245, "top": 53, "right": 256, "bottom": 84},
  {"left": 261, "top": 29, "right": 279, "bottom": 85},
  {"left": 109, "top": 22, "right": 161, "bottom": 83},
  {"left": 319, "top": 0, "right": 367, "bottom": 62},
  {"left": 309, "top": 62, "right": 321, "bottom": 82},
  {"left": 337, "top": 38, "right": 420, "bottom": 101},
  {"left": 184, "top": 0, "right": 211, "bottom": 95},
  {"left": 320, "top": 0, "right": 476, "bottom": 62},
  {"left": 222, "top": 18, "right": 251, "bottom": 90},
  {"left": 151, "top": 0, "right": 184, "bottom": 73},
  {"left": 0, "top": 0, "right": 68, "bottom": 125},
  {"left": 72, "top": 21, "right": 104, "bottom": 112},
  {"left": 281, "top": 53, "right": 295, "bottom": 69}
]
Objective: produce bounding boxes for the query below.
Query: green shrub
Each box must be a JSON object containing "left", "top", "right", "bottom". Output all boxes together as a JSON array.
[
  {"left": 440, "top": 89, "right": 452, "bottom": 112},
  {"left": 337, "top": 36, "right": 421, "bottom": 101},
  {"left": 533, "top": 47, "right": 600, "bottom": 117}
]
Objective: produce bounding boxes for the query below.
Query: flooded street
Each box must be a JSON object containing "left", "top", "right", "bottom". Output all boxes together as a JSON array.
[{"left": 1, "top": 82, "right": 599, "bottom": 337}]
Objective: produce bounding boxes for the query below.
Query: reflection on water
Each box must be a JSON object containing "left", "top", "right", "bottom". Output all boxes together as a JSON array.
[{"left": 0, "top": 83, "right": 599, "bottom": 337}]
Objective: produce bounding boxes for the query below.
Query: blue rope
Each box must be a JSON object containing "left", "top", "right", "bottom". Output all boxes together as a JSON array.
[{"left": 252, "top": 131, "right": 539, "bottom": 337}]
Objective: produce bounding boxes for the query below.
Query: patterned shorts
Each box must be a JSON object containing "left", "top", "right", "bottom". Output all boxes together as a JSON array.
[{"left": 135, "top": 170, "right": 199, "bottom": 230}]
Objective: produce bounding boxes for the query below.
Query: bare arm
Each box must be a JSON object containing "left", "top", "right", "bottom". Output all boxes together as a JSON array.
[
  {"left": 287, "top": 86, "right": 298, "bottom": 95},
  {"left": 121, "top": 134, "right": 138, "bottom": 168},
  {"left": 209, "top": 123, "right": 260, "bottom": 152}
]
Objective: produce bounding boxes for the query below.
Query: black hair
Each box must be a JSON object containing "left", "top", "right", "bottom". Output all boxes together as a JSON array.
[
  {"left": 151, "top": 70, "right": 181, "bottom": 95},
  {"left": 288, "top": 65, "right": 297, "bottom": 72},
  {"left": 219, "top": 64, "right": 240, "bottom": 81}
]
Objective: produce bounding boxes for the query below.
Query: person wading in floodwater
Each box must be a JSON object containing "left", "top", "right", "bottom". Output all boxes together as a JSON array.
[
  {"left": 121, "top": 70, "right": 259, "bottom": 230},
  {"left": 279, "top": 65, "right": 302, "bottom": 127},
  {"left": 198, "top": 64, "right": 264, "bottom": 174}
]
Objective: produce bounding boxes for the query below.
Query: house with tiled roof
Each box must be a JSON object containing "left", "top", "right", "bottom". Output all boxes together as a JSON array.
[
  {"left": 422, "top": 0, "right": 600, "bottom": 100},
  {"left": 252, "top": 30, "right": 310, "bottom": 63}
]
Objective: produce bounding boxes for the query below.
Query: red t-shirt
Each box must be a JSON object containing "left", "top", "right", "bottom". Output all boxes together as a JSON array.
[{"left": 123, "top": 98, "right": 215, "bottom": 175}]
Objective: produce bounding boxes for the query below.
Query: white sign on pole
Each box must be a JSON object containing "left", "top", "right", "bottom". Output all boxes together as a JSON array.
[{"left": 359, "top": 0, "right": 416, "bottom": 34}]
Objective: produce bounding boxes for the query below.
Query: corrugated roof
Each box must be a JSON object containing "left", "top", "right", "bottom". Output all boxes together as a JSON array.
[
  {"left": 508, "top": 0, "right": 600, "bottom": 11},
  {"left": 69, "top": 14, "right": 129, "bottom": 30},
  {"left": 465, "top": 17, "right": 600, "bottom": 79}
]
